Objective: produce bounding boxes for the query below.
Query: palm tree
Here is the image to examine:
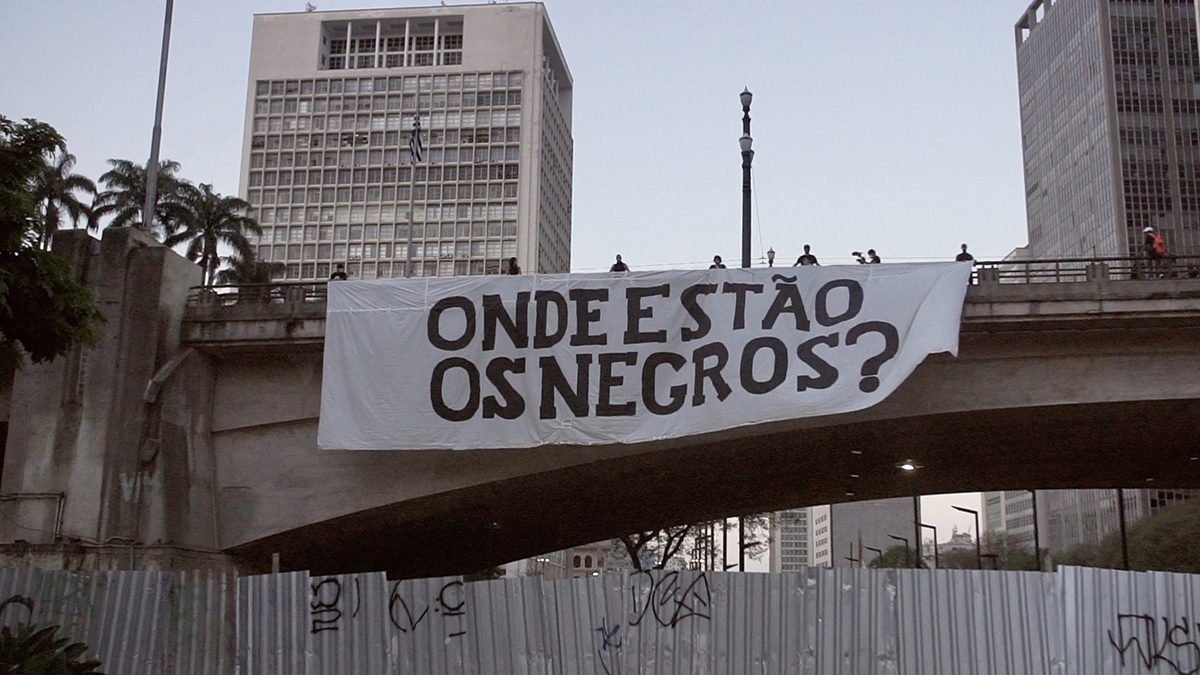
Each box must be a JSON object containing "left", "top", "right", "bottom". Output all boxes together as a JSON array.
[
  {"left": 91, "top": 158, "right": 186, "bottom": 237},
  {"left": 165, "top": 182, "right": 262, "bottom": 286},
  {"left": 214, "top": 252, "right": 285, "bottom": 285},
  {"left": 215, "top": 252, "right": 286, "bottom": 304},
  {"left": 31, "top": 151, "right": 95, "bottom": 250}
]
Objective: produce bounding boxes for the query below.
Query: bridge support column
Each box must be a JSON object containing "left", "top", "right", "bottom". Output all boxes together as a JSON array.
[{"left": 0, "top": 228, "right": 235, "bottom": 573}]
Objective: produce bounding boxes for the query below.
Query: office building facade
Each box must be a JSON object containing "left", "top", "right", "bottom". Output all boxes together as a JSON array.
[
  {"left": 1015, "top": 0, "right": 1200, "bottom": 258},
  {"left": 768, "top": 508, "right": 811, "bottom": 572},
  {"left": 239, "top": 3, "right": 573, "bottom": 280}
]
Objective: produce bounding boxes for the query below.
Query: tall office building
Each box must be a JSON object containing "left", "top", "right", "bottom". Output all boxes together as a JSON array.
[
  {"left": 768, "top": 509, "right": 811, "bottom": 572},
  {"left": 1015, "top": 0, "right": 1200, "bottom": 258},
  {"left": 986, "top": 488, "right": 1196, "bottom": 554},
  {"left": 239, "top": 3, "right": 573, "bottom": 281}
]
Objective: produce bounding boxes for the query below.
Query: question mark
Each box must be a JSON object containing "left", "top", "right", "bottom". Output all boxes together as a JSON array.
[{"left": 845, "top": 321, "right": 899, "bottom": 393}]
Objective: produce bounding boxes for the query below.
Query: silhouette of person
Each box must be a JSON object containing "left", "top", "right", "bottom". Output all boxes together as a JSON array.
[
  {"left": 794, "top": 244, "right": 819, "bottom": 266},
  {"left": 329, "top": 263, "right": 348, "bottom": 280},
  {"left": 609, "top": 254, "right": 629, "bottom": 272},
  {"left": 867, "top": 249, "right": 881, "bottom": 264},
  {"left": 955, "top": 244, "right": 974, "bottom": 262},
  {"left": 505, "top": 257, "right": 521, "bottom": 274},
  {"left": 710, "top": 255, "right": 726, "bottom": 269}
]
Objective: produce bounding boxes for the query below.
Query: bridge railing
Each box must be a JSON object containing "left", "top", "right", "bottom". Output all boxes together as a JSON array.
[
  {"left": 186, "top": 281, "right": 328, "bottom": 307},
  {"left": 185, "top": 257, "right": 1200, "bottom": 305},
  {"left": 972, "top": 255, "right": 1200, "bottom": 284}
]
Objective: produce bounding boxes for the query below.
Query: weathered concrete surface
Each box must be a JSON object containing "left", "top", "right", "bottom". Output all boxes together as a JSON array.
[
  {"left": 0, "top": 229, "right": 231, "bottom": 571},
  {"left": 189, "top": 275, "right": 1200, "bottom": 577}
]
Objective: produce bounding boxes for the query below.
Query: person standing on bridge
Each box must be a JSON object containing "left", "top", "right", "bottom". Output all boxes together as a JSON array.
[
  {"left": 609, "top": 254, "right": 629, "bottom": 273},
  {"left": 955, "top": 244, "right": 974, "bottom": 262},
  {"left": 794, "top": 244, "right": 819, "bottom": 266},
  {"left": 505, "top": 257, "right": 521, "bottom": 275},
  {"left": 329, "top": 263, "right": 348, "bottom": 281},
  {"left": 1144, "top": 226, "right": 1167, "bottom": 278}
]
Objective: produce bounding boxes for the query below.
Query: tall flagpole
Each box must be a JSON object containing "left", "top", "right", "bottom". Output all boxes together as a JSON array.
[
  {"left": 404, "top": 78, "right": 422, "bottom": 277},
  {"left": 144, "top": 0, "right": 175, "bottom": 232}
]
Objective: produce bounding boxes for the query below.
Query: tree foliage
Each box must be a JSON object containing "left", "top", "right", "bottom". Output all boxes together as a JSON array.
[
  {"left": 164, "top": 182, "right": 261, "bottom": 286},
  {"left": 1055, "top": 496, "right": 1200, "bottom": 573},
  {"left": 31, "top": 150, "right": 95, "bottom": 250},
  {"left": 0, "top": 116, "right": 104, "bottom": 369},
  {"left": 867, "top": 544, "right": 927, "bottom": 569},
  {"left": 91, "top": 158, "right": 186, "bottom": 237},
  {"left": 619, "top": 526, "right": 694, "bottom": 571},
  {"left": 0, "top": 623, "right": 104, "bottom": 674}
]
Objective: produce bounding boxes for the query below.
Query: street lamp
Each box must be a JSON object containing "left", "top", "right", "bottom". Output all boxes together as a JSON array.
[
  {"left": 767, "top": 247, "right": 775, "bottom": 267},
  {"left": 895, "top": 459, "right": 923, "bottom": 566},
  {"left": 951, "top": 505, "right": 982, "bottom": 570},
  {"left": 887, "top": 534, "right": 911, "bottom": 567},
  {"left": 920, "top": 523, "right": 939, "bottom": 569},
  {"left": 865, "top": 546, "right": 883, "bottom": 567},
  {"left": 739, "top": 88, "right": 754, "bottom": 269}
]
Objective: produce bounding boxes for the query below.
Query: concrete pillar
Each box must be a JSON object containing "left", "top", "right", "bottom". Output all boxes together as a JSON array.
[{"left": 0, "top": 228, "right": 230, "bottom": 571}]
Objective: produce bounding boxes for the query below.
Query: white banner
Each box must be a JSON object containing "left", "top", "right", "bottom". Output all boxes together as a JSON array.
[{"left": 318, "top": 263, "right": 972, "bottom": 450}]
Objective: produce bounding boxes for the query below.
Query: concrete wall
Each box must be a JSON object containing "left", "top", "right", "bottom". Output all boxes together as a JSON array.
[{"left": 0, "top": 229, "right": 226, "bottom": 570}]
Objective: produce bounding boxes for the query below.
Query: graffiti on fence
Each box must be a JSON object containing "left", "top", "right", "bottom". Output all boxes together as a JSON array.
[
  {"left": 1109, "top": 613, "right": 1200, "bottom": 675},
  {"left": 594, "top": 617, "right": 622, "bottom": 675},
  {"left": 389, "top": 580, "right": 467, "bottom": 639},
  {"left": 628, "top": 571, "right": 711, "bottom": 628}
]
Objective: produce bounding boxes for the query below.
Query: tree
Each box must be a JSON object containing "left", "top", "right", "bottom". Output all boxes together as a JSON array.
[
  {"left": 90, "top": 158, "right": 186, "bottom": 237},
  {"left": 1055, "top": 496, "right": 1200, "bottom": 573},
  {"left": 164, "top": 182, "right": 261, "bottom": 286},
  {"left": 31, "top": 151, "right": 95, "bottom": 250},
  {"left": 618, "top": 526, "right": 694, "bottom": 571},
  {"left": 0, "top": 623, "right": 103, "bottom": 674},
  {"left": 214, "top": 252, "right": 285, "bottom": 285},
  {"left": 867, "top": 544, "right": 927, "bottom": 569},
  {"left": 0, "top": 116, "right": 104, "bottom": 368}
]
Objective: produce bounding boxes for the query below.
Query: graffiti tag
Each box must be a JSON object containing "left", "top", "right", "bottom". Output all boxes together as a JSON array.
[{"left": 1109, "top": 614, "right": 1200, "bottom": 675}]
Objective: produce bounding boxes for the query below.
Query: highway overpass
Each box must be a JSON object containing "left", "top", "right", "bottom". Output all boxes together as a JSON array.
[{"left": 3, "top": 228, "right": 1200, "bottom": 578}]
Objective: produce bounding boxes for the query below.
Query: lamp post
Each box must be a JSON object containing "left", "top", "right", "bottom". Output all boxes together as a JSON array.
[
  {"left": 1117, "top": 488, "right": 1130, "bottom": 570},
  {"left": 865, "top": 546, "right": 883, "bottom": 567},
  {"left": 896, "top": 459, "right": 923, "bottom": 566},
  {"left": 767, "top": 247, "right": 775, "bottom": 267},
  {"left": 952, "top": 505, "right": 982, "bottom": 570},
  {"left": 887, "top": 534, "right": 911, "bottom": 567},
  {"left": 739, "top": 88, "right": 754, "bottom": 269},
  {"left": 920, "top": 523, "right": 939, "bottom": 569},
  {"left": 143, "top": 0, "right": 175, "bottom": 231},
  {"left": 1030, "top": 489, "right": 1042, "bottom": 571}
]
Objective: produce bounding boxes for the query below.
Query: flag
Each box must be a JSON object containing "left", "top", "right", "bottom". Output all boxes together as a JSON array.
[{"left": 409, "top": 113, "right": 424, "bottom": 163}]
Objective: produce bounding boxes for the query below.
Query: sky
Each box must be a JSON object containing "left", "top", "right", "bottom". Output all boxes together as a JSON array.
[{"left": 0, "top": 0, "right": 1032, "bottom": 545}]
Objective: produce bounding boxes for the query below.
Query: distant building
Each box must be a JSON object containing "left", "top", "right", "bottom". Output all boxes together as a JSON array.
[
  {"left": 239, "top": 3, "right": 573, "bottom": 281},
  {"left": 768, "top": 509, "right": 811, "bottom": 572},
  {"left": 1015, "top": 0, "right": 1200, "bottom": 258},
  {"left": 771, "top": 499, "right": 915, "bottom": 569},
  {"left": 984, "top": 488, "right": 1198, "bottom": 556},
  {"left": 938, "top": 530, "right": 975, "bottom": 556}
]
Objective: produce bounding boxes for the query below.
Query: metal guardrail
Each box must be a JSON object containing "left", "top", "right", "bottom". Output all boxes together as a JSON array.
[
  {"left": 187, "top": 281, "right": 328, "bottom": 307},
  {"left": 972, "top": 255, "right": 1200, "bottom": 284},
  {"left": 185, "top": 256, "right": 1200, "bottom": 305}
]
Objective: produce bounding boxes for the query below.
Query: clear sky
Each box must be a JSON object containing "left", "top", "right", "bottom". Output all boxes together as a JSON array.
[{"left": 1, "top": 0, "right": 1031, "bottom": 544}]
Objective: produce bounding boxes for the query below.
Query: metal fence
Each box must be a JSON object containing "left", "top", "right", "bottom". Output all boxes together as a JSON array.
[
  {"left": 972, "top": 255, "right": 1200, "bottom": 284},
  {"left": 184, "top": 256, "right": 1200, "bottom": 308},
  {"left": 0, "top": 565, "right": 1196, "bottom": 674}
]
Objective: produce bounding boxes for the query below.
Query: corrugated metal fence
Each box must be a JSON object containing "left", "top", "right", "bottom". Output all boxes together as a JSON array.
[{"left": 0, "top": 566, "right": 1196, "bottom": 674}]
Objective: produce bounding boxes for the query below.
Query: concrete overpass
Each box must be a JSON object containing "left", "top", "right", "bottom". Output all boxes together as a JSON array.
[{"left": 3, "top": 228, "right": 1200, "bottom": 578}]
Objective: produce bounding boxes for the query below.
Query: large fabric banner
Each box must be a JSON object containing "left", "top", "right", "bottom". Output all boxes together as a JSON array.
[{"left": 318, "top": 263, "right": 972, "bottom": 450}]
